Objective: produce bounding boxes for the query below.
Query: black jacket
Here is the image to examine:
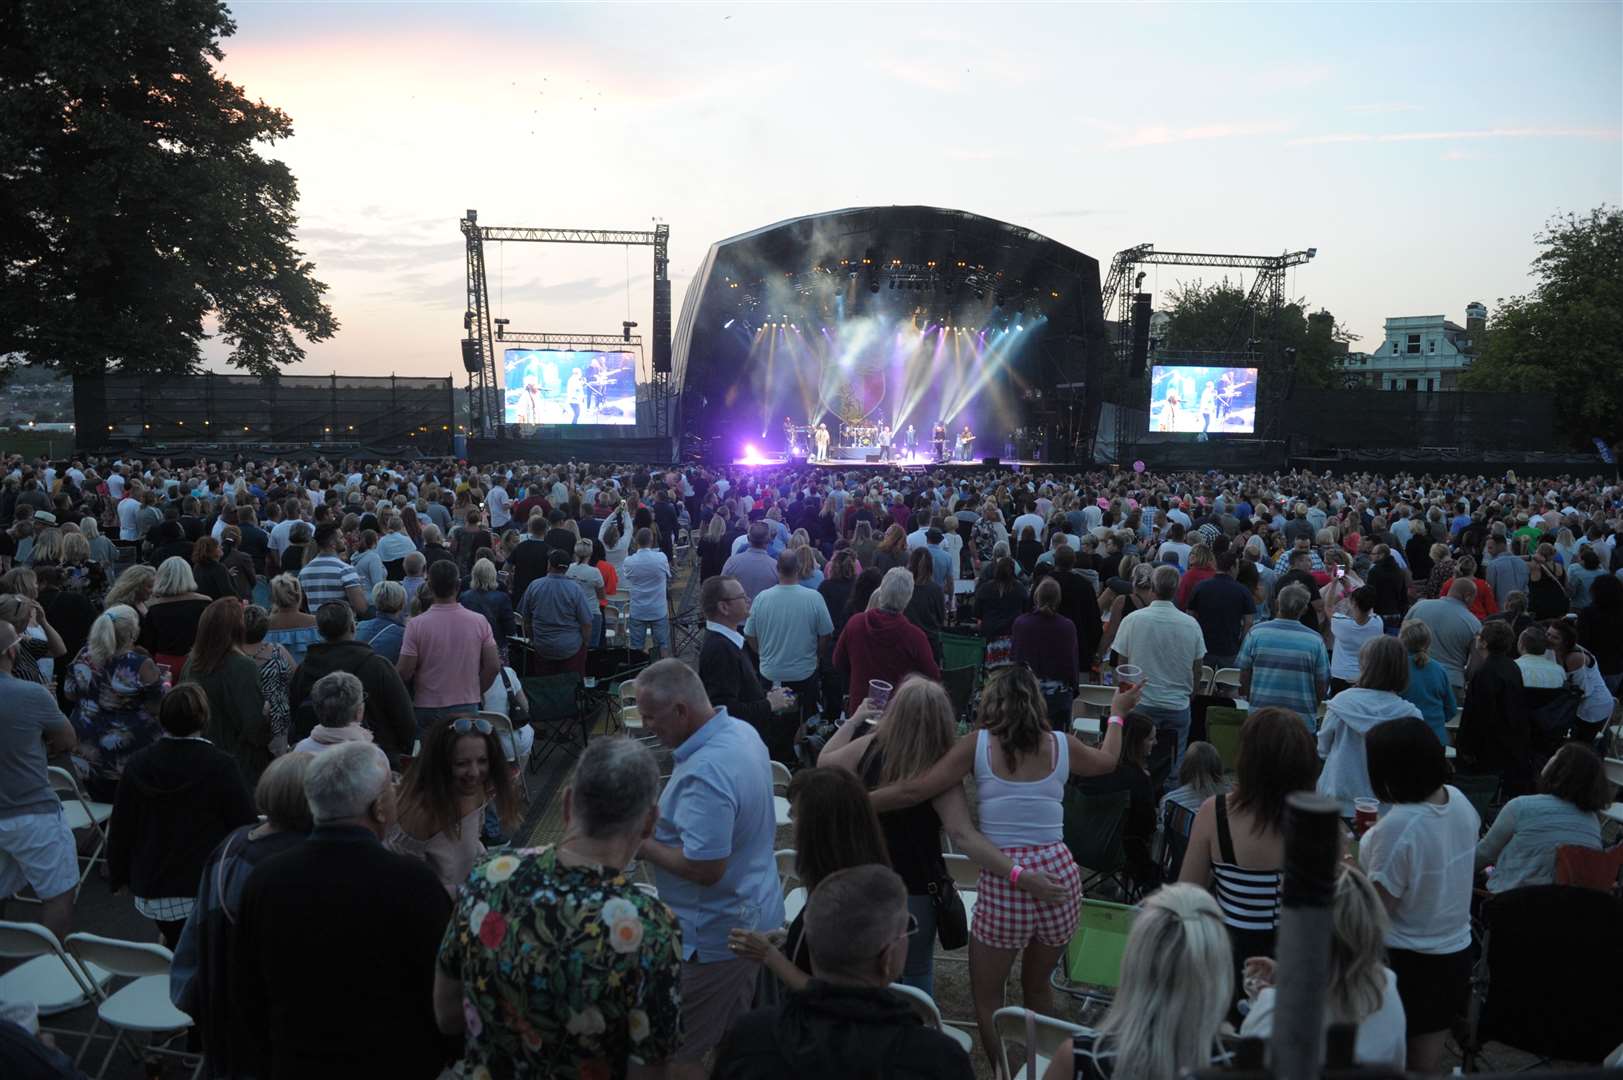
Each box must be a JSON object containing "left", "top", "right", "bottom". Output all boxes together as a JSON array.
[
  {"left": 107, "top": 738, "right": 257, "bottom": 901},
  {"left": 713, "top": 980, "right": 975, "bottom": 1080},
  {"left": 698, "top": 629, "right": 797, "bottom": 764},
  {"left": 1457, "top": 654, "right": 1528, "bottom": 781},
  {"left": 235, "top": 826, "right": 454, "bottom": 1080},
  {"left": 286, "top": 639, "right": 416, "bottom": 761}
]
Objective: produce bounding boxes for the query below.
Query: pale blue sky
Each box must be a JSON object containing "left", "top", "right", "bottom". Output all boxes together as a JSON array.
[{"left": 214, "top": 0, "right": 1622, "bottom": 377}]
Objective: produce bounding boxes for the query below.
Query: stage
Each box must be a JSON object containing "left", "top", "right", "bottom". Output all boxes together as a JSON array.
[{"left": 731, "top": 452, "right": 1046, "bottom": 472}]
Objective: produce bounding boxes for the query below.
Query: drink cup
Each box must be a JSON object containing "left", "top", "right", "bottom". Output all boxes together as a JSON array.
[
  {"left": 1353, "top": 797, "right": 1380, "bottom": 836},
  {"left": 1114, "top": 664, "right": 1143, "bottom": 686},
  {"left": 867, "top": 679, "right": 893, "bottom": 710}
]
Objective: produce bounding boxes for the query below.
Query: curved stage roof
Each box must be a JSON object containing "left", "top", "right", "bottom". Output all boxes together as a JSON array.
[{"left": 672, "top": 205, "right": 1109, "bottom": 393}]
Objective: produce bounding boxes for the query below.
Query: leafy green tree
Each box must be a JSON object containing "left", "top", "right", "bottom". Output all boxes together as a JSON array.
[
  {"left": 1161, "top": 279, "right": 1353, "bottom": 389},
  {"left": 1461, "top": 206, "right": 1623, "bottom": 447},
  {"left": 0, "top": 0, "right": 337, "bottom": 378}
]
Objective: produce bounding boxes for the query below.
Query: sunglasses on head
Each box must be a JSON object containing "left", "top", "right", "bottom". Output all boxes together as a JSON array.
[{"left": 450, "top": 717, "right": 494, "bottom": 735}]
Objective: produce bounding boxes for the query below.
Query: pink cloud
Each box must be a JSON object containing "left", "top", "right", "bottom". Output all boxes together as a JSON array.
[{"left": 1291, "top": 127, "right": 1620, "bottom": 145}]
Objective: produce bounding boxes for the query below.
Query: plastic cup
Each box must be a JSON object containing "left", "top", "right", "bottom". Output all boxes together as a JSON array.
[
  {"left": 1352, "top": 797, "right": 1380, "bottom": 837},
  {"left": 1114, "top": 664, "right": 1143, "bottom": 685},
  {"left": 867, "top": 679, "right": 893, "bottom": 710}
]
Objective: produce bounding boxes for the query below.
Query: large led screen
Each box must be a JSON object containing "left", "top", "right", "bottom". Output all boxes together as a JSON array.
[
  {"left": 1150, "top": 365, "right": 1257, "bottom": 434},
  {"left": 503, "top": 349, "right": 636, "bottom": 426}
]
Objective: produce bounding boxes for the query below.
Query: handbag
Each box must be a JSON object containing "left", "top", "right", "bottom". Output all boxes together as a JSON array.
[
  {"left": 928, "top": 876, "right": 969, "bottom": 950},
  {"left": 500, "top": 668, "right": 530, "bottom": 726}
]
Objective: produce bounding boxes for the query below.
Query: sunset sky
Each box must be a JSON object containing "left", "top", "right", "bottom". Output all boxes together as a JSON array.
[{"left": 210, "top": 1, "right": 1622, "bottom": 380}]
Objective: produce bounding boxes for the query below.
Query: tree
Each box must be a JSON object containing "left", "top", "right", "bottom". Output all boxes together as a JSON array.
[
  {"left": 1461, "top": 206, "right": 1623, "bottom": 448},
  {"left": 1162, "top": 279, "right": 1353, "bottom": 390},
  {"left": 0, "top": 0, "right": 337, "bottom": 379}
]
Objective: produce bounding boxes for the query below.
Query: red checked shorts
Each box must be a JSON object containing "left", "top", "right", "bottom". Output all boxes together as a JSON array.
[{"left": 970, "top": 840, "right": 1083, "bottom": 949}]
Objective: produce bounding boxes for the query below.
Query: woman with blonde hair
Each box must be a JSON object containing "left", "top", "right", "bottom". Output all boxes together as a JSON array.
[
  {"left": 80, "top": 516, "right": 117, "bottom": 565},
  {"left": 138, "top": 556, "right": 212, "bottom": 672},
  {"left": 818, "top": 676, "right": 1071, "bottom": 995},
  {"left": 872, "top": 523, "right": 909, "bottom": 573},
  {"left": 1098, "top": 560, "right": 1155, "bottom": 661},
  {"left": 871, "top": 666, "right": 1133, "bottom": 1076},
  {"left": 26, "top": 527, "right": 62, "bottom": 567},
  {"left": 264, "top": 573, "right": 320, "bottom": 665},
  {"left": 1045, "top": 884, "right": 1234, "bottom": 1080},
  {"left": 66, "top": 605, "right": 163, "bottom": 801},
  {"left": 459, "top": 556, "right": 515, "bottom": 658},
  {"left": 104, "top": 564, "right": 157, "bottom": 615}
]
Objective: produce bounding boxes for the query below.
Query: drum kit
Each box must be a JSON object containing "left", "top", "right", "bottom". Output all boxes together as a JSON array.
[{"left": 844, "top": 423, "right": 881, "bottom": 447}]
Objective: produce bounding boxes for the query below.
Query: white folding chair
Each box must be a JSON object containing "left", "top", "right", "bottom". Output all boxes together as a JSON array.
[
  {"left": 1074, "top": 685, "right": 1117, "bottom": 718},
  {"left": 1199, "top": 664, "right": 1216, "bottom": 696},
  {"left": 478, "top": 711, "right": 530, "bottom": 802},
  {"left": 774, "top": 795, "right": 792, "bottom": 829},
  {"left": 770, "top": 760, "right": 792, "bottom": 796},
  {"left": 889, "top": 981, "right": 975, "bottom": 1054},
  {"left": 775, "top": 849, "right": 806, "bottom": 926},
  {"left": 1603, "top": 757, "right": 1623, "bottom": 790},
  {"left": 993, "top": 1006, "right": 1091, "bottom": 1080},
  {"left": 1212, "top": 666, "right": 1243, "bottom": 696},
  {"left": 48, "top": 766, "right": 113, "bottom": 900},
  {"left": 0, "top": 921, "right": 112, "bottom": 1039},
  {"left": 64, "top": 933, "right": 198, "bottom": 1080}
]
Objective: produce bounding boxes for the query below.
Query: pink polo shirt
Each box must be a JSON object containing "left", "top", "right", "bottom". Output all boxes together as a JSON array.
[{"left": 399, "top": 602, "right": 494, "bottom": 707}]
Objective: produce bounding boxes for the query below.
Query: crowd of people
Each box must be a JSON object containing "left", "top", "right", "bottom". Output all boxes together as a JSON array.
[{"left": 2, "top": 449, "right": 1621, "bottom": 1078}]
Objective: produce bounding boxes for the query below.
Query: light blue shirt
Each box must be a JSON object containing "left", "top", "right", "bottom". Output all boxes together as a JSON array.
[
  {"left": 652, "top": 709, "right": 784, "bottom": 962},
  {"left": 619, "top": 547, "right": 671, "bottom": 621},
  {"left": 730, "top": 520, "right": 789, "bottom": 558},
  {"left": 744, "top": 582, "right": 833, "bottom": 683}
]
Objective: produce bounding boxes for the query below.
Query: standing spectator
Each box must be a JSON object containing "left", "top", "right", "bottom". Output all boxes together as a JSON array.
[
  {"left": 1316, "top": 637, "right": 1424, "bottom": 814},
  {"left": 1482, "top": 534, "right": 1529, "bottom": 604},
  {"left": 1545, "top": 619, "right": 1616, "bottom": 744},
  {"left": 505, "top": 515, "right": 552, "bottom": 602},
  {"left": 387, "top": 715, "right": 518, "bottom": 897},
  {"left": 516, "top": 549, "right": 595, "bottom": 675},
  {"left": 1186, "top": 549, "right": 1256, "bottom": 670},
  {"left": 697, "top": 575, "right": 795, "bottom": 762},
  {"left": 1576, "top": 575, "right": 1623, "bottom": 697},
  {"left": 1439, "top": 555, "right": 1498, "bottom": 620},
  {"left": 1328, "top": 585, "right": 1384, "bottom": 693},
  {"left": 833, "top": 567, "right": 939, "bottom": 716},
  {"left": 459, "top": 557, "right": 516, "bottom": 655},
  {"left": 1011, "top": 577, "right": 1080, "bottom": 729},
  {"left": 1110, "top": 564, "right": 1205, "bottom": 772},
  {"left": 564, "top": 540, "right": 607, "bottom": 645},
  {"left": 712, "top": 865, "right": 975, "bottom": 1080},
  {"left": 699, "top": 513, "right": 732, "bottom": 582},
  {"left": 138, "top": 556, "right": 212, "bottom": 673},
  {"left": 621, "top": 528, "right": 673, "bottom": 660},
  {"left": 398, "top": 560, "right": 500, "bottom": 733},
  {"left": 1359, "top": 717, "right": 1478, "bottom": 1074},
  {"left": 291, "top": 671, "right": 373, "bottom": 754},
  {"left": 107, "top": 684, "right": 257, "bottom": 947},
  {"left": 1049, "top": 546, "right": 1103, "bottom": 669},
  {"left": 264, "top": 573, "right": 321, "bottom": 665},
  {"left": 973, "top": 557, "right": 1028, "bottom": 666},
  {"left": 904, "top": 546, "right": 948, "bottom": 666},
  {"left": 235, "top": 742, "right": 453, "bottom": 1080},
  {"left": 170, "top": 752, "right": 313, "bottom": 1080},
  {"left": 285, "top": 602, "right": 416, "bottom": 764},
  {"left": 746, "top": 549, "right": 833, "bottom": 727},
  {"left": 1454, "top": 620, "right": 1529, "bottom": 792},
  {"left": 722, "top": 522, "right": 779, "bottom": 601},
  {"left": 0, "top": 619, "right": 80, "bottom": 942},
  {"left": 817, "top": 549, "right": 859, "bottom": 641},
  {"left": 633, "top": 660, "right": 784, "bottom": 1080},
  {"left": 434, "top": 738, "right": 682, "bottom": 1078},
  {"left": 65, "top": 605, "right": 163, "bottom": 801},
  {"left": 190, "top": 535, "right": 236, "bottom": 600},
  {"left": 181, "top": 597, "right": 272, "bottom": 785},
  {"left": 356, "top": 580, "right": 408, "bottom": 664},
  {"left": 297, "top": 522, "right": 369, "bottom": 616},
  {"left": 350, "top": 529, "right": 386, "bottom": 598},
  {"left": 1236, "top": 584, "right": 1330, "bottom": 722},
  {"left": 1397, "top": 620, "right": 1458, "bottom": 746}
]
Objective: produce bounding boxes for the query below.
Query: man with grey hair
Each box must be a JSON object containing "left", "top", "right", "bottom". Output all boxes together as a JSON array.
[
  {"left": 698, "top": 574, "right": 795, "bottom": 761},
  {"left": 711, "top": 865, "right": 974, "bottom": 1079},
  {"left": 721, "top": 521, "right": 779, "bottom": 600},
  {"left": 287, "top": 601, "right": 415, "bottom": 764},
  {"left": 1236, "top": 583, "right": 1331, "bottom": 724},
  {"left": 291, "top": 671, "right": 370, "bottom": 752},
  {"left": 1110, "top": 563, "right": 1206, "bottom": 775},
  {"left": 434, "top": 737, "right": 683, "bottom": 1076},
  {"left": 635, "top": 659, "right": 782, "bottom": 1079},
  {"left": 236, "top": 741, "right": 452, "bottom": 1078}
]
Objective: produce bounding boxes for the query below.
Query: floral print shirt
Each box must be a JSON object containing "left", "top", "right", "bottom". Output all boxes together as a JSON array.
[
  {"left": 438, "top": 846, "right": 683, "bottom": 1080},
  {"left": 65, "top": 647, "right": 162, "bottom": 784}
]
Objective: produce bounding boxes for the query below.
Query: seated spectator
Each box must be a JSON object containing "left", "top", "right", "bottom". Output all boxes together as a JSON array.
[
  {"left": 1359, "top": 717, "right": 1477, "bottom": 1074},
  {"left": 1475, "top": 741, "right": 1607, "bottom": 893},
  {"left": 1161, "top": 740, "right": 1227, "bottom": 817},
  {"left": 235, "top": 742, "right": 453, "bottom": 1079},
  {"left": 434, "top": 738, "right": 681, "bottom": 1077},
  {"left": 387, "top": 715, "right": 519, "bottom": 897},
  {"left": 171, "top": 752, "right": 315, "bottom": 1080},
  {"left": 1046, "top": 884, "right": 1233, "bottom": 1080},
  {"left": 1328, "top": 585, "right": 1384, "bottom": 694},
  {"left": 264, "top": 573, "right": 321, "bottom": 665},
  {"left": 726, "top": 766, "right": 891, "bottom": 991},
  {"left": 356, "top": 580, "right": 408, "bottom": 664},
  {"left": 1012, "top": 577, "right": 1080, "bottom": 728},
  {"left": 107, "top": 683, "right": 257, "bottom": 947},
  {"left": 833, "top": 567, "right": 939, "bottom": 715},
  {"left": 713, "top": 864, "right": 975, "bottom": 1080},
  {"left": 1238, "top": 867, "right": 1408, "bottom": 1067},
  {"left": 1397, "top": 620, "right": 1457, "bottom": 745},
  {"left": 1317, "top": 637, "right": 1424, "bottom": 814},
  {"left": 65, "top": 604, "right": 163, "bottom": 801},
  {"left": 181, "top": 597, "right": 271, "bottom": 785},
  {"left": 1071, "top": 711, "right": 1160, "bottom": 887},
  {"left": 0, "top": 619, "right": 81, "bottom": 942}
]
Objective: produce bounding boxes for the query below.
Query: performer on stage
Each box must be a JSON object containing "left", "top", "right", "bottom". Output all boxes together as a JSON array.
[
  {"left": 957, "top": 424, "right": 975, "bottom": 461},
  {"left": 932, "top": 422, "right": 947, "bottom": 462},
  {"left": 514, "top": 370, "right": 544, "bottom": 424},
  {"left": 1156, "top": 385, "right": 1181, "bottom": 433},
  {"left": 878, "top": 419, "right": 893, "bottom": 461},
  {"left": 905, "top": 423, "right": 917, "bottom": 459},
  {"left": 566, "top": 369, "right": 587, "bottom": 422},
  {"left": 814, "top": 421, "right": 830, "bottom": 462},
  {"left": 1198, "top": 381, "right": 1218, "bottom": 433}
]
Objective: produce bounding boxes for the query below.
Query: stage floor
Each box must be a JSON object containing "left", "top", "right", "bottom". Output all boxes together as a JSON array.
[{"left": 730, "top": 454, "right": 1046, "bottom": 471}]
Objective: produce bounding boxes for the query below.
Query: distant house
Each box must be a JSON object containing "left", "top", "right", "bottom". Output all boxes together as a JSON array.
[{"left": 1339, "top": 302, "right": 1486, "bottom": 390}]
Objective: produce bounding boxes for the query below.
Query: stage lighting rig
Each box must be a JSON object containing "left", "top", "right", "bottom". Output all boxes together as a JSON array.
[
  {"left": 494, "top": 317, "right": 510, "bottom": 341},
  {"left": 622, "top": 320, "right": 638, "bottom": 342}
]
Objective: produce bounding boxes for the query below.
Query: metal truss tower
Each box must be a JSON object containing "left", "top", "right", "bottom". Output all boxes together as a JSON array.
[{"left": 459, "top": 213, "right": 672, "bottom": 442}]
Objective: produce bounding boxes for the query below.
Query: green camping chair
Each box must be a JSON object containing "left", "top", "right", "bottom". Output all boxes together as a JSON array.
[
  {"left": 1205, "top": 706, "right": 1247, "bottom": 772},
  {"left": 941, "top": 632, "right": 987, "bottom": 676},
  {"left": 520, "top": 671, "right": 587, "bottom": 771},
  {"left": 1053, "top": 898, "right": 1138, "bottom": 1008},
  {"left": 1063, "top": 786, "right": 1133, "bottom": 899}
]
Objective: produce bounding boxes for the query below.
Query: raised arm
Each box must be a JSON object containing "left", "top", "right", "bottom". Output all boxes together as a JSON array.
[
  {"left": 1065, "top": 682, "right": 1139, "bottom": 777},
  {"left": 868, "top": 733, "right": 977, "bottom": 813}
]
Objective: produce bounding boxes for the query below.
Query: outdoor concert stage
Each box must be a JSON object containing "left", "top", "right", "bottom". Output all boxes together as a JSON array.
[{"left": 730, "top": 453, "right": 1047, "bottom": 472}]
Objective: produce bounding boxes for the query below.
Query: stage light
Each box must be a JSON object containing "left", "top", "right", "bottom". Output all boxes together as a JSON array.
[
  {"left": 724, "top": 318, "right": 734, "bottom": 329},
  {"left": 1015, "top": 325, "right": 1023, "bottom": 332}
]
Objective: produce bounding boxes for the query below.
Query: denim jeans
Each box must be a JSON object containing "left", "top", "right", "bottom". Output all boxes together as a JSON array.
[
  {"left": 591, "top": 610, "right": 606, "bottom": 649},
  {"left": 1137, "top": 702, "right": 1191, "bottom": 785},
  {"left": 627, "top": 617, "right": 669, "bottom": 658},
  {"left": 900, "top": 893, "right": 938, "bottom": 995}
]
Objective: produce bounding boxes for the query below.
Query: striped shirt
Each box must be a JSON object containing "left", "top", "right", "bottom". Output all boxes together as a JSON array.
[
  {"left": 298, "top": 553, "right": 362, "bottom": 609},
  {"left": 1213, "top": 795, "right": 1282, "bottom": 932},
  {"left": 1235, "top": 617, "right": 1328, "bottom": 722}
]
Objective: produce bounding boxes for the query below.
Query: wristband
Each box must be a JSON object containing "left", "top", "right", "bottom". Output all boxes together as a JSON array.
[
  {"left": 1107, "top": 715, "right": 1125, "bottom": 727},
  {"left": 1009, "top": 864, "right": 1024, "bottom": 885}
]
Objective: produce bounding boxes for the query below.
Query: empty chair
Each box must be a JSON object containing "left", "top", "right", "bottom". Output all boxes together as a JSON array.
[
  {"left": 942, "top": 852, "right": 980, "bottom": 927},
  {"left": 1212, "top": 666, "right": 1243, "bottom": 696},
  {"left": 992, "top": 1006, "right": 1090, "bottom": 1079},
  {"left": 1199, "top": 664, "right": 1216, "bottom": 695},
  {"left": 1052, "top": 898, "right": 1137, "bottom": 1008},
  {"left": 0, "top": 921, "right": 112, "bottom": 1036},
  {"left": 48, "top": 765, "right": 114, "bottom": 900},
  {"left": 770, "top": 760, "right": 792, "bottom": 796},
  {"left": 64, "top": 933, "right": 196, "bottom": 1080}
]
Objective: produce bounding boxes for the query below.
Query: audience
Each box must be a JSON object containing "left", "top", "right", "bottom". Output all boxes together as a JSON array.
[
  {"left": 398, "top": 559, "right": 499, "bottom": 732},
  {"left": 1316, "top": 636, "right": 1425, "bottom": 814},
  {"left": 1110, "top": 564, "right": 1207, "bottom": 774},
  {"left": 697, "top": 574, "right": 795, "bottom": 762},
  {"left": 65, "top": 604, "right": 163, "bottom": 801},
  {"left": 387, "top": 714, "right": 519, "bottom": 897},
  {"left": 181, "top": 597, "right": 272, "bottom": 784},
  {"left": 1397, "top": 619, "right": 1458, "bottom": 745},
  {"left": 286, "top": 600, "right": 415, "bottom": 762},
  {"left": 833, "top": 566, "right": 939, "bottom": 716},
  {"left": 1475, "top": 741, "right": 1608, "bottom": 892},
  {"left": 744, "top": 549, "right": 833, "bottom": 727},
  {"left": 1236, "top": 583, "right": 1329, "bottom": 722}
]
